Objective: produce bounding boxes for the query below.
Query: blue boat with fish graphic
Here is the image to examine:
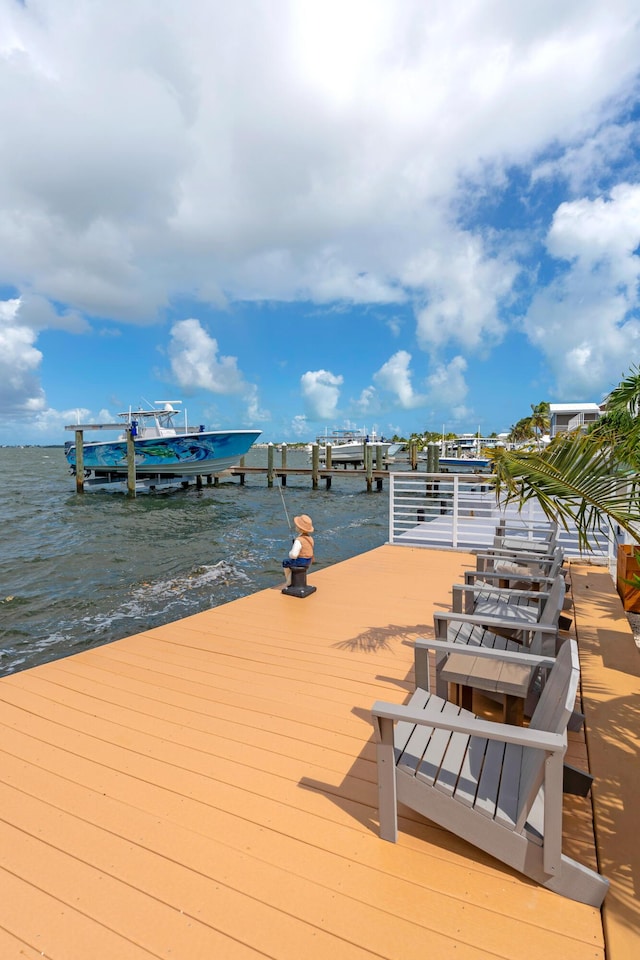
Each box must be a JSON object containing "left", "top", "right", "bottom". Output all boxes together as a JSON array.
[{"left": 65, "top": 401, "right": 261, "bottom": 486}]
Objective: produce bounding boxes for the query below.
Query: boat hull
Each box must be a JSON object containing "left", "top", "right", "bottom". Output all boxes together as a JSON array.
[
  {"left": 319, "top": 441, "right": 402, "bottom": 463},
  {"left": 66, "top": 430, "right": 261, "bottom": 477},
  {"left": 437, "top": 457, "right": 491, "bottom": 474}
]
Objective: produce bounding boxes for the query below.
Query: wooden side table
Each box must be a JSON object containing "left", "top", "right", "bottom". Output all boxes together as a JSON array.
[{"left": 439, "top": 652, "right": 535, "bottom": 725}]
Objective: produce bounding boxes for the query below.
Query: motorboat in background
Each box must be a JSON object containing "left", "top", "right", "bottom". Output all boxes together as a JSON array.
[
  {"left": 65, "top": 401, "right": 261, "bottom": 488},
  {"left": 437, "top": 456, "right": 492, "bottom": 474},
  {"left": 309, "top": 429, "right": 404, "bottom": 465}
]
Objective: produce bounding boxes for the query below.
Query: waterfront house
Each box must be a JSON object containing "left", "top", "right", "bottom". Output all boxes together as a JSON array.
[{"left": 549, "top": 402, "right": 603, "bottom": 438}]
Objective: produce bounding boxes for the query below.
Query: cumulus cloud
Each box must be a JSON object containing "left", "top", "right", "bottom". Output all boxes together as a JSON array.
[
  {"left": 167, "top": 318, "right": 267, "bottom": 422},
  {"left": 289, "top": 414, "right": 309, "bottom": 437},
  {"left": 353, "top": 385, "right": 380, "bottom": 414},
  {"left": 1, "top": 2, "right": 640, "bottom": 427},
  {"left": 0, "top": 298, "right": 46, "bottom": 416},
  {"left": 408, "top": 234, "right": 517, "bottom": 352},
  {"left": 1, "top": 1, "right": 638, "bottom": 328},
  {"left": 168, "top": 318, "right": 246, "bottom": 394},
  {"left": 373, "top": 351, "right": 427, "bottom": 409},
  {"left": 425, "top": 356, "right": 469, "bottom": 411},
  {"left": 522, "top": 184, "right": 640, "bottom": 396},
  {"left": 300, "top": 369, "right": 343, "bottom": 419}
]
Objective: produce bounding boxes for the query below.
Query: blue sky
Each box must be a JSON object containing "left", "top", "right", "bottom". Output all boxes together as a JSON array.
[{"left": 1, "top": 1, "right": 640, "bottom": 445}]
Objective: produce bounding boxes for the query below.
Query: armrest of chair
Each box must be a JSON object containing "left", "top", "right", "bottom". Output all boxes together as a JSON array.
[
  {"left": 414, "top": 636, "right": 555, "bottom": 669},
  {"left": 474, "top": 548, "right": 557, "bottom": 564},
  {"left": 495, "top": 522, "right": 558, "bottom": 536},
  {"left": 433, "top": 610, "right": 559, "bottom": 634},
  {"left": 372, "top": 700, "right": 565, "bottom": 751},
  {"left": 464, "top": 570, "right": 555, "bottom": 587},
  {"left": 452, "top": 581, "right": 549, "bottom": 614},
  {"left": 454, "top": 582, "right": 550, "bottom": 600}
]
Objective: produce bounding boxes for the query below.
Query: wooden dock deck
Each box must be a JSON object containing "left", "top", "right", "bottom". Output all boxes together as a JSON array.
[{"left": 0, "top": 545, "right": 637, "bottom": 959}]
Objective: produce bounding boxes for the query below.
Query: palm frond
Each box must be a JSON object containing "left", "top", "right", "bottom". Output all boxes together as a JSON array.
[{"left": 489, "top": 434, "right": 640, "bottom": 551}]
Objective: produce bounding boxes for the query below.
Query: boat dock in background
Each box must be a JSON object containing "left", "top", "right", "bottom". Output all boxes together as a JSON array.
[{"left": 230, "top": 440, "right": 436, "bottom": 491}]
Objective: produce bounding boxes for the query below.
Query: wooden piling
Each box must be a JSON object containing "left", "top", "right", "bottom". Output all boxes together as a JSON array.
[
  {"left": 365, "top": 444, "right": 373, "bottom": 492},
  {"left": 75, "top": 429, "right": 85, "bottom": 494},
  {"left": 267, "top": 443, "right": 274, "bottom": 487},
  {"left": 410, "top": 440, "right": 418, "bottom": 470},
  {"left": 311, "top": 444, "right": 319, "bottom": 489},
  {"left": 126, "top": 428, "right": 136, "bottom": 497},
  {"left": 280, "top": 444, "right": 287, "bottom": 486}
]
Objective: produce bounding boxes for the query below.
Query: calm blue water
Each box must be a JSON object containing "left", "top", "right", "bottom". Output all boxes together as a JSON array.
[{"left": 0, "top": 446, "right": 390, "bottom": 677}]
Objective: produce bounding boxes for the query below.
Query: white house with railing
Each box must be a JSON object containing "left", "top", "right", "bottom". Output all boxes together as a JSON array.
[{"left": 549, "top": 402, "right": 603, "bottom": 438}]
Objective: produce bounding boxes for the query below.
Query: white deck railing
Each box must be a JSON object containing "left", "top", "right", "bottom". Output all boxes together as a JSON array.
[{"left": 388, "top": 472, "right": 612, "bottom": 560}]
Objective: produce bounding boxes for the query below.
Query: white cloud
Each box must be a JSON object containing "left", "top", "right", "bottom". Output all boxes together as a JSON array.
[
  {"left": 353, "top": 385, "right": 380, "bottom": 414},
  {"left": 0, "top": 298, "right": 46, "bottom": 416},
  {"left": 244, "top": 384, "right": 270, "bottom": 424},
  {"left": 387, "top": 316, "right": 402, "bottom": 337},
  {"left": 289, "top": 414, "right": 309, "bottom": 438},
  {"left": 0, "top": 1, "right": 637, "bottom": 327},
  {"left": 523, "top": 184, "right": 640, "bottom": 396},
  {"left": 373, "top": 350, "right": 426, "bottom": 409},
  {"left": 300, "top": 369, "right": 343, "bottom": 419},
  {"left": 531, "top": 121, "right": 640, "bottom": 195},
  {"left": 408, "top": 234, "right": 517, "bottom": 352},
  {"left": 1, "top": 2, "right": 640, "bottom": 422},
  {"left": 168, "top": 318, "right": 246, "bottom": 395},
  {"left": 425, "top": 356, "right": 469, "bottom": 409},
  {"left": 168, "top": 318, "right": 268, "bottom": 421}
]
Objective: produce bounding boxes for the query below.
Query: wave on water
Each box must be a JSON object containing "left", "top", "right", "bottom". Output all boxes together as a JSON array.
[
  {"left": 77, "top": 560, "right": 251, "bottom": 633},
  {"left": 0, "top": 446, "right": 390, "bottom": 676}
]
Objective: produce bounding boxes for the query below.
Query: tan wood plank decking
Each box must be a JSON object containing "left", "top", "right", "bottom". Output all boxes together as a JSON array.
[{"left": 0, "top": 544, "right": 634, "bottom": 959}]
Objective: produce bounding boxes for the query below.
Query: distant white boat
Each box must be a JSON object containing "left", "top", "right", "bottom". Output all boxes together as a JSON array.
[
  {"left": 437, "top": 457, "right": 492, "bottom": 474},
  {"left": 65, "top": 401, "right": 261, "bottom": 483},
  {"left": 309, "top": 430, "right": 403, "bottom": 464}
]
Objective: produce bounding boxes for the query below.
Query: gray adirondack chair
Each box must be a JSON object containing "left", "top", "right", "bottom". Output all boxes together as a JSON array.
[
  {"left": 472, "top": 545, "right": 566, "bottom": 587},
  {"left": 452, "top": 571, "right": 565, "bottom": 619},
  {"left": 447, "top": 572, "right": 567, "bottom": 648},
  {"left": 421, "top": 576, "right": 568, "bottom": 720},
  {"left": 492, "top": 522, "right": 558, "bottom": 555},
  {"left": 476, "top": 547, "right": 565, "bottom": 580},
  {"left": 371, "top": 639, "right": 608, "bottom": 906}
]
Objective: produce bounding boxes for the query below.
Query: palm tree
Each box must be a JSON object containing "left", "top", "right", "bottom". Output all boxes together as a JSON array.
[
  {"left": 488, "top": 368, "right": 640, "bottom": 550},
  {"left": 508, "top": 417, "right": 534, "bottom": 444},
  {"left": 529, "top": 401, "right": 550, "bottom": 448}
]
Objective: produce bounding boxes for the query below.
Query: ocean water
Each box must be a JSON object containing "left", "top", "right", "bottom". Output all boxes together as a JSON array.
[{"left": 0, "top": 445, "right": 390, "bottom": 677}]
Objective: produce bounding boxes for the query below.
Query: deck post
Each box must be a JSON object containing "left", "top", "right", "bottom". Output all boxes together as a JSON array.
[
  {"left": 365, "top": 445, "right": 373, "bottom": 492},
  {"left": 267, "top": 443, "right": 274, "bottom": 487},
  {"left": 325, "top": 444, "right": 332, "bottom": 469},
  {"left": 376, "top": 444, "right": 383, "bottom": 470},
  {"left": 127, "top": 424, "right": 136, "bottom": 497},
  {"left": 311, "top": 444, "right": 319, "bottom": 489},
  {"left": 410, "top": 440, "right": 418, "bottom": 470},
  {"left": 74, "top": 429, "right": 85, "bottom": 494},
  {"left": 126, "top": 428, "right": 136, "bottom": 497},
  {"left": 280, "top": 444, "right": 287, "bottom": 486}
]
